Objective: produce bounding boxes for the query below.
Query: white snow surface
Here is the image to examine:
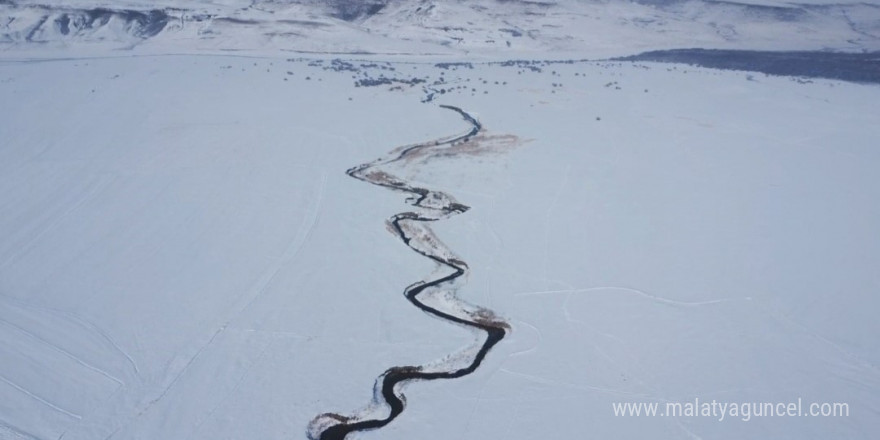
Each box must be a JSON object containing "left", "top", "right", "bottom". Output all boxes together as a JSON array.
[
  {"left": 2, "top": 1, "right": 880, "bottom": 438},
  {"left": 1, "top": 53, "right": 879, "bottom": 439}
]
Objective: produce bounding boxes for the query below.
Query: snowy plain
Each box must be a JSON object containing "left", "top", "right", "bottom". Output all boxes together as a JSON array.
[{"left": 2, "top": 1, "right": 880, "bottom": 440}]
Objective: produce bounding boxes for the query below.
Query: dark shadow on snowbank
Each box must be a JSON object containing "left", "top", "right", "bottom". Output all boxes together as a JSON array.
[{"left": 614, "top": 49, "right": 880, "bottom": 84}]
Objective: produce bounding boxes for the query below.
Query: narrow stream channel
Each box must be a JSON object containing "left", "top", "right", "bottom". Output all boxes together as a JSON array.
[{"left": 308, "top": 105, "right": 510, "bottom": 440}]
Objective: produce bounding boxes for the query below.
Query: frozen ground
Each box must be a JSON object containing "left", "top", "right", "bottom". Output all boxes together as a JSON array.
[
  {"left": 1, "top": 53, "right": 879, "bottom": 439},
  {"left": 2, "top": 1, "right": 880, "bottom": 438}
]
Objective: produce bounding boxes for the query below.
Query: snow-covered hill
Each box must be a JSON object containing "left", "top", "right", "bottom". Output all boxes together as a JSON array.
[{"left": 2, "top": 0, "right": 880, "bottom": 57}]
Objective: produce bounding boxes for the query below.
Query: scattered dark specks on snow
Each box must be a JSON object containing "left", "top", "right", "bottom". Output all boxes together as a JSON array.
[
  {"left": 499, "top": 28, "right": 523, "bottom": 37},
  {"left": 435, "top": 62, "right": 474, "bottom": 70}
]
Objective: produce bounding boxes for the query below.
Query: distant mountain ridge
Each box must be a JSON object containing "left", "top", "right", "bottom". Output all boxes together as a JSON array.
[{"left": 2, "top": 0, "right": 880, "bottom": 56}]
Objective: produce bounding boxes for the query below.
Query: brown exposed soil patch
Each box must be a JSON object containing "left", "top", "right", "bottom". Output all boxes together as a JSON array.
[{"left": 403, "top": 132, "right": 529, "bottom": 165}]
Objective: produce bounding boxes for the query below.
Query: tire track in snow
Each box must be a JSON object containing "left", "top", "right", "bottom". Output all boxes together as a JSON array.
[
  {"left": 0, "top": 296, "right": 142, "bottom": 382},
  {"left": 0, "top": 317, "right": 125, "bottom": 386},
  {"left": 0, "top": 419, "right": 41, "bottom": 440},
  {"left": 308, "top": 105, "right": 509, "bottom": 440},
  {"left": 0, "top": 373, "right": 82, "bottom": 420}
]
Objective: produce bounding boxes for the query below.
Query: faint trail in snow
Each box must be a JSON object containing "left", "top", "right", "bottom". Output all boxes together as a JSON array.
[
  {"left": 515, "top": 286, "right": 752, "bottom": 307},
  {"left": 674, "top": 419, "right": 705, "bottom": 440},
  {"left": 0, "top": 317, "right": 124, "bottom": 386},
  {"left": 0, "top": 373, "right": 82, "bottom": 420},
  {"left": 69, "top": 313, "right": 142, "bottom": 379},
  {"left": 188, "top": 338, "right": 275, "bottom": 440},
  {"left": 757, "top": 301, "right": 880, "bottom": 375},
  {"left": 106, "top": 170, "right": 329, "bottom": 438},
  {"left": 0, "top": 419, "right": 41, "bottom": 440},
  {"left": 145, "top": 325, "right": 226, "bottom": 408},
  {"left": 0, "top": 173, "right": 115, "bottom": 272},
  {"left": 237, "top": 170, "right": 327, "bottom": 318},
  {"left": 100, "top": 326, "right": 228, "bottom": 440},
  {"left": 496, "top": 368, "right": 659, "bottom": 399},
  {"left": 0, "top": 296, "right": 141, "bottom": 381},
  {"left": 308, "top": 106, "right": 510, "bottom": 440},
  {"left": 506, "top": 319, "right": 542, "bottom": 358}
]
